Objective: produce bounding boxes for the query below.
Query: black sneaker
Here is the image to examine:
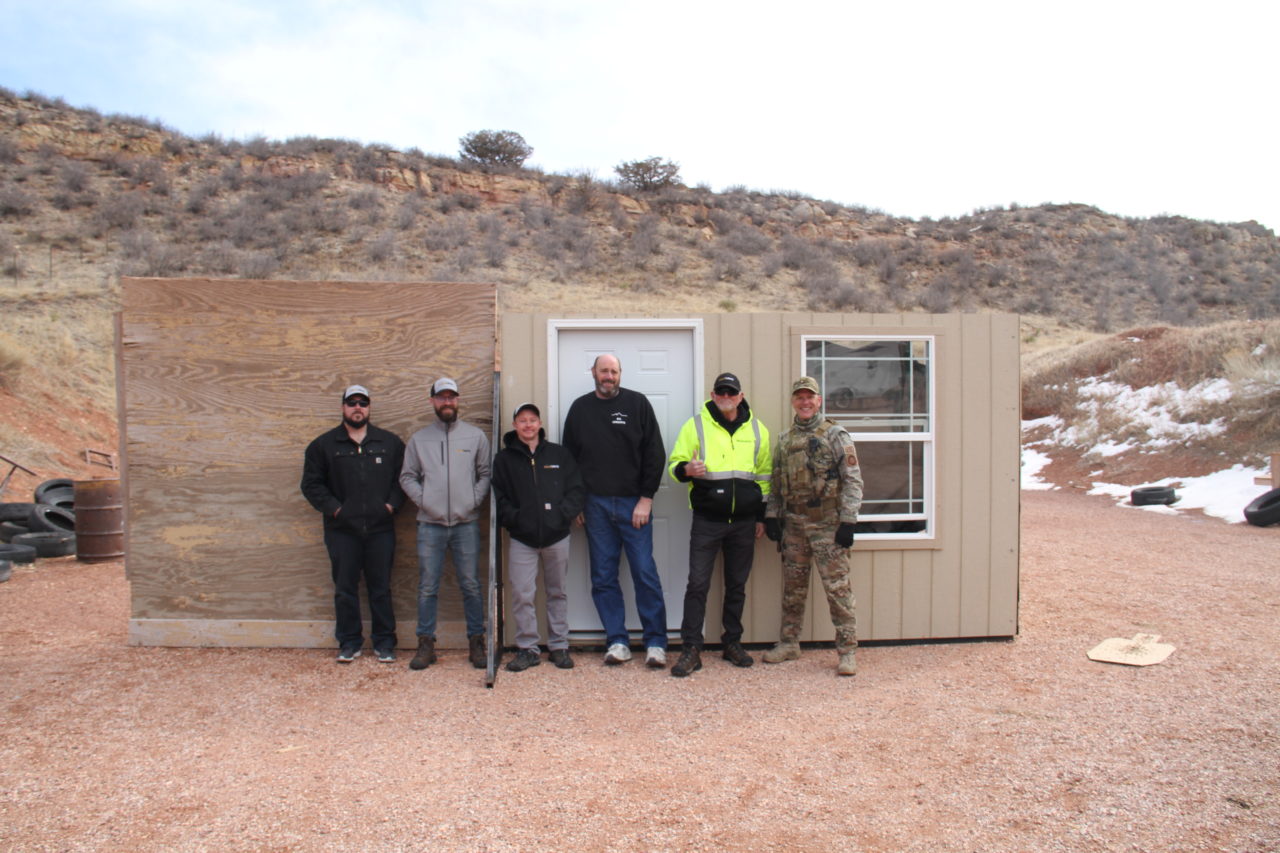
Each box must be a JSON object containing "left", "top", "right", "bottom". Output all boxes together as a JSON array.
[
  {"left": 671, "top": 647, "right": 702, "bottom": 677},
  {"left": 722, "top": 642, "right": 754, "bottom": 668},
  {"left": 375, "top": 647, "right": 396, "bottom": 663},
  {"left": 505, "top": 648, "right": 542, "bottom": 672},
  {"left": 549, "top": 648, "right": 575, "bottom": 669},
  {"left": 336, "top": 647, "right": 361, "bottom": 664}
]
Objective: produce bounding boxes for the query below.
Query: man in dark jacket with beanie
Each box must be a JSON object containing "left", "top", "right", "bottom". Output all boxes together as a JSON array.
[
  {"left": 301, "top": 384, "right": 406, "bottom": 664},
  {"left": 491, "top": 403, "right": 585, "bottom": 672}
]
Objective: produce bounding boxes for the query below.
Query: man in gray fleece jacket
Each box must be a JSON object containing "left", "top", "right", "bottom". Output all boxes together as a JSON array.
[{"left": 399, "top": 377, "right": 492, "bottom": 670}]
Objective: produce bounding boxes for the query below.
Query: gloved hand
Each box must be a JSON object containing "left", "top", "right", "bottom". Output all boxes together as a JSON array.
[
  {"left": 834, "top": 522, "right": 856, "bottom": 548},
  {"left": 764, "top": 518, "right": 782, "bottom": 542}
]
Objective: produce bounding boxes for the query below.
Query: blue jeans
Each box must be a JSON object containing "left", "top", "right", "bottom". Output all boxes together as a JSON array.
[
  {"left": 582, "top": 494, "right": 667, "bottom": 649},
  {"left": 415, "top": 520, "right": 484, "bottom": 638}
]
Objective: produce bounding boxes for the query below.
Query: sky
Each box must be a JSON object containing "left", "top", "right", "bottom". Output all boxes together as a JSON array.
[{"left": 2, "top": 0, "right": 1277, "bottom": 231}]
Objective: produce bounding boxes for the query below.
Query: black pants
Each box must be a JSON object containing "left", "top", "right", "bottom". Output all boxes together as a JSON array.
[
  {"left": 681, "top": 516, "right": 756, "bottom": 647},
  {"left": 324, "top": 527, "right": 396, "bottom": 651}
]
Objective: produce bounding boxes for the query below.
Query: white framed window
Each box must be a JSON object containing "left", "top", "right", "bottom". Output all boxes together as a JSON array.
[{"left": 802, "top": 335, "right": 934, "bottom": 540}]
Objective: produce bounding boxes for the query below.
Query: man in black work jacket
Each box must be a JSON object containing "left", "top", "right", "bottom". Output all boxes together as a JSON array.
[
  {"left": 491, "top": 402, "right": 584, "bottom": 672},
  {"left": 301, "top": 384, "right": 406, "bottom": 664}
]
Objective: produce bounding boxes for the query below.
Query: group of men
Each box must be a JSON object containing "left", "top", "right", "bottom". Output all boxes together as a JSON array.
[{"left": 300, "top": 355, "right": 864, "bottom": 678}]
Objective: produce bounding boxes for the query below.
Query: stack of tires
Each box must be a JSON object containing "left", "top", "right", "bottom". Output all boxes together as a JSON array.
[{"left": 0, "top": 478, "right": 77, "bottom": 580}]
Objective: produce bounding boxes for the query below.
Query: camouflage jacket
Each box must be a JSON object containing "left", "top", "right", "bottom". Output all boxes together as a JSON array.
[{"left": 765, "top": 416, "right": 863, "bottom": 525}]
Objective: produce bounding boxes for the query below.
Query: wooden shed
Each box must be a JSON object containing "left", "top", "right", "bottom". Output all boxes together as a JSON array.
[
  {"left": 118, "top": 278, "right": 1018, "bottom": 649},
  {"left": 498, "top": 312, "right": 1020, "bottom": 644},
  {"left": 118, "top": 278, "right": 496, "bottom": 648}
]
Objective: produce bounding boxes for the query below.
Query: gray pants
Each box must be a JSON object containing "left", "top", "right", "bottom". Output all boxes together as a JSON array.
[{"left": 507, "top": 537, "right": 571, "bottom": 651}]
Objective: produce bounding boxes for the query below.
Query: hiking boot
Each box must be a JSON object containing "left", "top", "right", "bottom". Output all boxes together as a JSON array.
[
  {"left": 604, "top": 643, "right": 632, "bottom": 665},
  {"left": 722, "top": 642, "right": 754, "bottom": 668},
  {"left": 469, "top": 634, "right": 486, "bottom": 669},
  {"left": 645, "top": 647, "right": 667, "bottom": 669},
  {"left": 549, "top": 648, "right": 575, "bottom": 669},
  {"left": 837, "top": 651, "right": 858, "bottom": 676},
  {"left": 336, "top": 646, "right": 361, "bottom": 664},
  {"left": 670, "top": 647, "right": 702, "bottom": 678},
  {"left": 762, "top": 640, "right": 801, "bottom": 663},
  {"left": 505, "top": 648, "right": 542, "bottom": 672},
  {"left": 409, "top": 636, "right": 436, "bottom": 670}
]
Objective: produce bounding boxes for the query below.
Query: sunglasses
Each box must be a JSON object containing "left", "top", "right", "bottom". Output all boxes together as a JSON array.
[
  {"left": 344, "top": 398, "right": 370, "bottom": 408},
  {"left": 713, "top": 387, "right": 740, "bottom": 397}
]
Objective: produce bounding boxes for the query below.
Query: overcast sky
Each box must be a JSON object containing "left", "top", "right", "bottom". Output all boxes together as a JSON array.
[{"left": 3, "top": 0, "right": 1276, "bottom": 230}]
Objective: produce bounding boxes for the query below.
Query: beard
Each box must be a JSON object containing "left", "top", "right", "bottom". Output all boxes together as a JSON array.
[
  {"left": 343, "top": 412, "right": 368, "bottom": 429},
  {"left": 594, "top": 379, "right": 620, "bottom": 398},
  {"left": 434, "top": 404, "right": 458, "bottom": 423}
]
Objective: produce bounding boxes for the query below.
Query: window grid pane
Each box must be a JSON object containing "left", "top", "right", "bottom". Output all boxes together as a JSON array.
[
  {"left": 804, "top": 339, "right": 931, "bottom": 434},
  {"left": 800, "top": 335, "right": 933, "bottom": 534}
]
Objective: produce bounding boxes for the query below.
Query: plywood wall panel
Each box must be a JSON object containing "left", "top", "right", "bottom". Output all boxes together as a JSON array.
[{"left": 120, "top": 278, "right": 496, "bottom": 646}]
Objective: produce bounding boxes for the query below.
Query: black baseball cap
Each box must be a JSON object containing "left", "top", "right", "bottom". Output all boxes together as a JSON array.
[{"left": 712, "top": 372, "right": 742, "bottom": 394}]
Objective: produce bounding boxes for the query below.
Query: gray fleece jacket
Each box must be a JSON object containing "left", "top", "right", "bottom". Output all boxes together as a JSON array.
[{"left": 399, "top": 419, "right": 492, "bottom": 526}]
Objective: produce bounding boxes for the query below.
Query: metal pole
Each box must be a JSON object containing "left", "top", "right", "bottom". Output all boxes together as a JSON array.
[{"left": 485, "top": 369, "right": 503, "bottom": 687}]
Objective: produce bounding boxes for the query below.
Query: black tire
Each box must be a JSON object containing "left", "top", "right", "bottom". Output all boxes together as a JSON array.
[
  {"left": 1244, "top": 487, "right": 1280, "bottom": 527},
  {"left": 33, "top": 478, "right": 74, "bottom": 504},
  {"left": 27, "top": 503, "right": 76, "bottom": 533},
  {"left": 0, "top": 521, "right": 29, "bottom": 543},
  {"left": 0, "top": 502, "right": 37, "bottom": 523},
  {"left": 0, "top": 543, "right": 37, "bottom": 564},
  {"left": 38, "top": 486, "right": 75, "bottom": 510},
  {"left": 11, "top": 531, "right": 75, "bottom": 558},
  {"left": 0, "top": 558, "right": 11, "bottom": 583},
  {"left": 1131, "top": 486, "right": 1178, "bottom": 506}
]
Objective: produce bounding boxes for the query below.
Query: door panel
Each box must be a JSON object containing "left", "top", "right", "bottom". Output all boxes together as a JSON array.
[{"left": 555, "top": 328, "right": 696, "bottom": 638}]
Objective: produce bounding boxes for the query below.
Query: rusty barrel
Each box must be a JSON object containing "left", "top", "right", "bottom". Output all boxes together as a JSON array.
[{"left": 73, "top": 478, "right": 125, "bottom": 562}]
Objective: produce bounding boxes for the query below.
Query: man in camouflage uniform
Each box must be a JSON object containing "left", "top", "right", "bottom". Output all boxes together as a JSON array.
[{"left": 762, "top": 376, "right": 863, "bottom": 676}]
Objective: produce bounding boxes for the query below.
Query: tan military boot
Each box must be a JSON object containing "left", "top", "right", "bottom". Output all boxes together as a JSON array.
[
  {"left": 837, "top": 651, "right": 857, "bottom": 676},
  {"left": 762, "top": 640, "right": 801, "bottom": 663}
]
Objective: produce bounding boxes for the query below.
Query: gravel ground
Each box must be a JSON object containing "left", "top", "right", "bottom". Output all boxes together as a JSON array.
[{"left": 1, "top": 489, "right": 1278, "bottom": 852}]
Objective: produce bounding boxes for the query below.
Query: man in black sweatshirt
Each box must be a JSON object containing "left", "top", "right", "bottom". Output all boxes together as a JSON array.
[
  {"left": 561, "top": 354, "right": 668, "bottom": 668},
  {"left": 491, "top": 403, "right": 585, "bottom": 672}
]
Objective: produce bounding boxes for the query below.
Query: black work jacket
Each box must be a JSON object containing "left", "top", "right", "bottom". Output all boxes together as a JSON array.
[
  {"left": 301, "top": 423, "right": 406, "bottom": 536},
  {"left": 491, "top": 429, "right": 585, "bottom": 549}
]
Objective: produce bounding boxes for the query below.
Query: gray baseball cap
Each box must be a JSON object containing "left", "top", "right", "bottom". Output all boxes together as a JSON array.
[{"left": 430, "top": 377, "right": 459, "bottom": 396}]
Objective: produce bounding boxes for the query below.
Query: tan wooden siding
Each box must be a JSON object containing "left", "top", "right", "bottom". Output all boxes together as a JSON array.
[
  {"left": 119, "top": 278, "right": 496, "bottom": 647},
  {"left": 499, "top": 312, "right": 1019, "bottom": 644}
]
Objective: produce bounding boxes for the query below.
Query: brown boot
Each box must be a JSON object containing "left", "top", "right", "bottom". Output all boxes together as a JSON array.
[
  {"left": 409, "top": 636, "right": 436, "bottom": 670},
  {"left": 468, "top": 633, "right": 486, "bottom": 669}
]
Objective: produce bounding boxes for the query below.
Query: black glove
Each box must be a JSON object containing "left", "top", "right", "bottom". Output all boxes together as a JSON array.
[
  {"left": 834, "top": 522, "right": 855, "bottom": 548},
  {"left": 764, "top": 518, "right": 782, "bottom": 542}
]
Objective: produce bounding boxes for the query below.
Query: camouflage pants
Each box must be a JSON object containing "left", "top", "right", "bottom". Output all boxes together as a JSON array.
[{"left": 778, "top": 512, "right": 857, "bottom": 653}]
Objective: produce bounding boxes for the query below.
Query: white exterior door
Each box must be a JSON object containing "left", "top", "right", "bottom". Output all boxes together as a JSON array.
[{"left": 549, "top": 323, "right": 700, "bottom": 639}]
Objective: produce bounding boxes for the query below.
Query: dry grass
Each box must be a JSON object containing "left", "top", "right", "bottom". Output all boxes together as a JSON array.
[
  {"left": 0, "top": 330, "right": 26, "bottom": 387},
  {"left": 1022, "top": 318, "right": 1280, "bottom": 471},
  {"left": 1023, "top": 319, "right": 1279, "bottom": 412}
]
